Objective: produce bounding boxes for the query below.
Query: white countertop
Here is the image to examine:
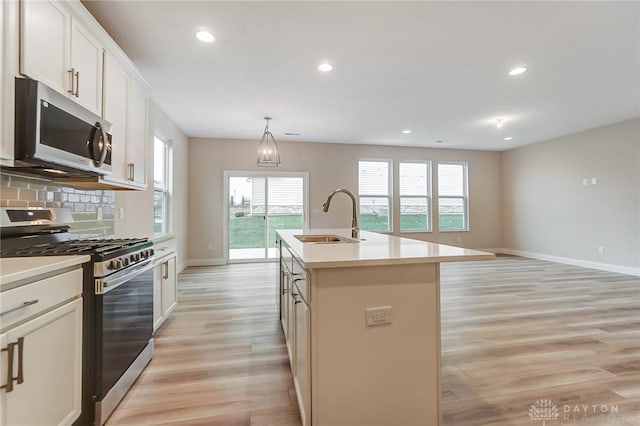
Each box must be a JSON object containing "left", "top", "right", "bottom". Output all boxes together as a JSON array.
[
  {"left": 277, "top": 229, "right": 495, "bottom": 268},
  {"left": 0, "top": 255, "right": 90, "bottom": 290}
]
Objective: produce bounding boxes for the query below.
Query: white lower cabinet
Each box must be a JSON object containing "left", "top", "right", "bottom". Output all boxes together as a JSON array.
[
  {"left": 0, "top": 298, "right": 82, "bottom": 426},
  {"left": 293, "top": 289, "right": 311, "bottom": 426},
  {"left": 153, "top": 238, "right": 178, "bottom": 332}
]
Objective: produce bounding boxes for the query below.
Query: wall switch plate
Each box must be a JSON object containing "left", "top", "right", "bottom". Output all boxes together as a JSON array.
[
  {"left": 366, "top": 306, "right": 392, "bottom": 326},
  {"left": 582, "top": 178, "right": 589, "bottom": 186},
  {"left": 96, "top": 207, "right": 103, "bottom": 221},
  {"left": 591, "top": 177, "right": 597, "bottom": 185},
  {"left": 598, "top": 246, "right": 605, "bottom": 254}
]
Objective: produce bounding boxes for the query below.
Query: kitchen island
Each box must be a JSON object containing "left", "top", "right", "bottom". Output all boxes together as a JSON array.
[{"left": 276, "top": 229, "right": 495, "bottom": 426}]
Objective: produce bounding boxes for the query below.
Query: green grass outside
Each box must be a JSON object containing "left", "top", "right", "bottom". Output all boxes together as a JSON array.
[{"left": 229, "top": 213, "right": 465, "bottom": 249}]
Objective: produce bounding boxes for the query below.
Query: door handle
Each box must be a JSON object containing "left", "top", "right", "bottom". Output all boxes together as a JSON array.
[
  {"left": 74, "top": 70, "right": 80, "bottom": 97},
  {"left": 67, "top": 68, "right": 75, "bottom": 95},
  {"left": 1, "top": 337, "right": 24, "bottom": 393},
  {"left": 0, "top": 299, "right": 39, "bottom": 317}
]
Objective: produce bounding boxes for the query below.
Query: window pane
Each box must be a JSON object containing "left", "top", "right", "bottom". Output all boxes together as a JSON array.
[
  {"left": 154, "top": 137, "right": 165, "bottom": 188},
  {"left": 359, "top": 161, "right": 389, "bottom": 196},
  {"left": 267, "top": 177, "right": 304, "bottom": 247},
  {"left": 153, "top": 190, "right": 165, "bottom": 233},
  {"left": 400, "top": 197, "right": 428, "bottom": 231},
  {"left": 400, "top": 162, "right": 428, "bottom": 196},
  {"left": 359, "top": 196, "right": 389, "bottom": 231},
  {"left": 438, "top": 198, "right": 465, "bottom": 230},
  {"left": 438, "top": 163, "right": 463, "bottom": 196}
]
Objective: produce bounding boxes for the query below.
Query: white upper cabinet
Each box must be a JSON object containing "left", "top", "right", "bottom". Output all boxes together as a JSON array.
[
  {"left": 20, "top": 0, "right": 70, "bottom": 95},
  {"left": 103, "top": 53, "right": 128, "bottom": 182},
  {"left": 126, "top": 80, "right": 148, "bottom": 186},
  {"left": 20, "top": 0, "right": 103, "bottom": 116},
  {"left": 69, "top": 19, "right": 103, "bottom": 115}
]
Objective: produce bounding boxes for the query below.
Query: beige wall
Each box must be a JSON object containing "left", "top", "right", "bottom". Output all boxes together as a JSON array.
[
  {"left": 188, "top": 138, "right": 502, "bottom": 261},
  {"left": 501, "top": 118, "right": 640, "bottom": 272},
  {"left": 115, "top": 101, "right": 189, "bottom": 270}
]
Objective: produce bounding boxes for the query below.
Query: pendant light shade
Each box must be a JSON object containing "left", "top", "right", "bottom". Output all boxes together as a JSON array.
[{"left": 257, "top": 117, "right": 281, "bottom": 167}]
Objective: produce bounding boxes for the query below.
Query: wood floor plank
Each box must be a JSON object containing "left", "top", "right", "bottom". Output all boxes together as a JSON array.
[{"left": 107, "top": 257, "right": 640, "bottom": 425}]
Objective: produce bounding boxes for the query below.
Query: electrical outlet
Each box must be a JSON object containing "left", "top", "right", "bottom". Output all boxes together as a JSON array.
[
  {"left": 119, "top": 207, "right": 124, "bottom": 219},
  {"left": 366, "top": 306, "right": 392, "bottom": 326},
  {"left": 598, "top": 246, "right": 605, "bottom": 254},
  {"left": 582, "top": 178, "right": 589, "bottom": 186},
  {"left": 96, "top": 207, "right": 103, "bottom": 221},
  {"left": 591, "top": 177, "right": 597, "bottom": 185}
]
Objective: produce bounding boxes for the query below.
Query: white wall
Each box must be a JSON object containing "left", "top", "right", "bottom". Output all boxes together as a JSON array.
[
  {"left": 501, "top": 118, "right": 640, "bottom": 274},
  {"left": 115, "top": 101, "right": 189, "bottom": 271},
  {"left": 187, "top": 138, "right": 502, "bottom": 262}
]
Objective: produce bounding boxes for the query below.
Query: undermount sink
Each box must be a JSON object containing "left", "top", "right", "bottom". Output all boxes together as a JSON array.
[{"left": 294, "top": 234, "right": 359, "bottom": 244}]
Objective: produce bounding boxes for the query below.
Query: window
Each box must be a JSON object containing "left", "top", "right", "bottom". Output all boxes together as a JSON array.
[
  {"left": 399, "top": 161, "right": 431, "bottom": 232},
  {"left": 437, "top": 162, "right": 468, "bottom": 231},
  {"left": 358, "top": 160, "right": 391, "bottom": 231},
  {"left": 154, "top": 137, "right": 172, "bottom": 233}
]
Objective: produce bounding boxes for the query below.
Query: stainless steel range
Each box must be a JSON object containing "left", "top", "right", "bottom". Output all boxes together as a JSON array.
[{"left": 0, "top": 207, "right": 154, "bottom": 425}]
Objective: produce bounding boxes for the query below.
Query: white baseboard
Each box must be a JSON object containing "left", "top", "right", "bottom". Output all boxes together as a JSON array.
[
  {"left": 500, "top": 248, "right": 640, "bottom": 277},
  {"left": 177, "top": 261, "right": 187, "bottom": 274},
  {"left": 185, "top": 258, "right": 227, "bottom": 267}
]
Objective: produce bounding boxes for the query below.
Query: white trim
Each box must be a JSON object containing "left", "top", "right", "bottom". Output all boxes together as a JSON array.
[
  {"left": 186, "top": 258, "right": 227, "bottom": 267},
  {"left": 499, "top": 248, "right": 640, "bottom": 277},
  {"left": 177, "top": 262, "right": 187, "bottom": 273}
]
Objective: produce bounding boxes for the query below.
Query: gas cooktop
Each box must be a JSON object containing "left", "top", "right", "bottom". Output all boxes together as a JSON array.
[{"left": 0, "top": 237, "right": 149, "bottom": 257}]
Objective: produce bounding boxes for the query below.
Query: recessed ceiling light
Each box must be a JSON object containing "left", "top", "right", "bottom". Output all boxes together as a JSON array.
[
  {"left": 402, "top": 130, "right": 412, "bottom": 134},
  {"left": 508, "top": 66, "right": 527, "bottom": 76},
  {"left": 318, "top": 63, "right": 333, "bottom": 72},
  {"left": 195, "top": 30, "right": 215, "bottom": 43},
  {"left": 504, "top": 136, "right": 513, "bottom": 141},
  {"left": 496, "top": 118, "right": 504, "bottom": 128}
]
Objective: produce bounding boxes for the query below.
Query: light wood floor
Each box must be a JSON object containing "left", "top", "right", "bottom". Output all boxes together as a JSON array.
[{"left": 106, "top": 257, "right": 640, "bottom": 426}]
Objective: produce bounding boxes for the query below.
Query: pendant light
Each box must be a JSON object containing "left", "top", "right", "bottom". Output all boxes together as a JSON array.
[{"left": 257, "top": 116, "right": 281, "bottom": 167}]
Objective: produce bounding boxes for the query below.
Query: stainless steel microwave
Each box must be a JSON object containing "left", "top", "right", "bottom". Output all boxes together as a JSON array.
[{"left": 13, "top": 78, "right": 113, "bottom": 177}]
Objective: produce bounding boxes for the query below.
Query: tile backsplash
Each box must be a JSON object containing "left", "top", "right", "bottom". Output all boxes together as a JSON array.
[{"left": 0, "top": 172, "right": 115, "bottom": 236}]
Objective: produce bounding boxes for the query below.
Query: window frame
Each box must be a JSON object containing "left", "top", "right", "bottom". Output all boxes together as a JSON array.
[
  {"left": 153, "top": 136, "right": 172, "bottom": 234},
  {"left": 399, "top": 160, "right": 432, "bottom": 233},
  {"left": 357, "top": 158, "right": 393, "bottom": 233},
  {"left": 436, "top": 161, "right": 469, "bottom": 232}
]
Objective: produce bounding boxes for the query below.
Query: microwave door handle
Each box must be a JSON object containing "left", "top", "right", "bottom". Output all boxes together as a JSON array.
[{"left": 90, "top": 122, "right": 108, "bottom": 167}]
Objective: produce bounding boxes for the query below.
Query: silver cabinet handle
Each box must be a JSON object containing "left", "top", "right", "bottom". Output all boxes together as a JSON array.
[
  {"left": 128, "top": 163, "right": 135, "bottom": 181},
  {"left": 0, "top": 299, "right": 39, "bottom": 317},
  {"left": 1, "top": 337, "right": 24, "bottom": 393},
  {"left": 67, "top": 68, "right": 75, "bottom": 95},
  {"left": 74, "top": 70, "right": 80, "bottom": 97}
]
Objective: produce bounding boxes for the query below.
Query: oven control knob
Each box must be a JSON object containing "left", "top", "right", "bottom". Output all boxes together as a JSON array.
[
  {"left": 113, "top": 259, "right": 122, "bottom": 269},
  {"left": 122, "top": 257, "right": 129, "bottom": 267},
  {"left": 149, "top": 248, "right": 154, "bottom": 256},
  {"left": 132, "top": 253, "right": 141, "bottom": 262},
  {"left": 141, "top": 250, "right": 149, "bottom": 258}
]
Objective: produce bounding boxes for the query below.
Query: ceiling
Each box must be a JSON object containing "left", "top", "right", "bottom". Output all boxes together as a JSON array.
[{"left": 82, "top": 1, "right": 640, "bottom": 151}]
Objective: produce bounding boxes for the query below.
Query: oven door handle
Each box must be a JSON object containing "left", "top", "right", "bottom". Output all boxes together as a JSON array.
[{"left": 98, "top": 258, "right": 155, "bottom": 294}]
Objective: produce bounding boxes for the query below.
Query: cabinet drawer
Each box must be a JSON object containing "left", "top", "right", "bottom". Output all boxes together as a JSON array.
[
  {"left": 0, "top": 268, "right": 83, "bottom": 331},
  {"left": 154, "top": 238, "right": 176, "bottom": 261}
]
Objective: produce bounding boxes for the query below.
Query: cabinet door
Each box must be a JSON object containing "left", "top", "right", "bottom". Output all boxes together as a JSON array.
[
  {"left": 126, "top": 80, "right": 148, "bottom": 186},
  {"left": 294, "top": 298, "right": 311, "bottom": 426},
  {"left": 153, "top": 263, "right": 164, "bottom": 333},
  {"left": 103, "top": 53, "right": 128, "bottom": 181},
  {"left": 161, "top": 256, "right": 177, "bottom": 317},
  {"left": 3, "top": 298, "right": 82, "bottom": 426},
  {"left": 70, "top": 19, "right": 103, "bottom": 115},
  {"left": 20, "top": 0, "right": 71, "bottom": 95}
]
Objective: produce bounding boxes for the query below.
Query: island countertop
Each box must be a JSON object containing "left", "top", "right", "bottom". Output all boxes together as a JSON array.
[{"left": 276, "top": 229, "right": 495, "bottom": 268}]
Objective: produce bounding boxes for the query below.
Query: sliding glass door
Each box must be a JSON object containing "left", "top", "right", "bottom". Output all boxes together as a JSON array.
[{"left": 227, "top": 173, "right": 306, "bottom": 260}]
